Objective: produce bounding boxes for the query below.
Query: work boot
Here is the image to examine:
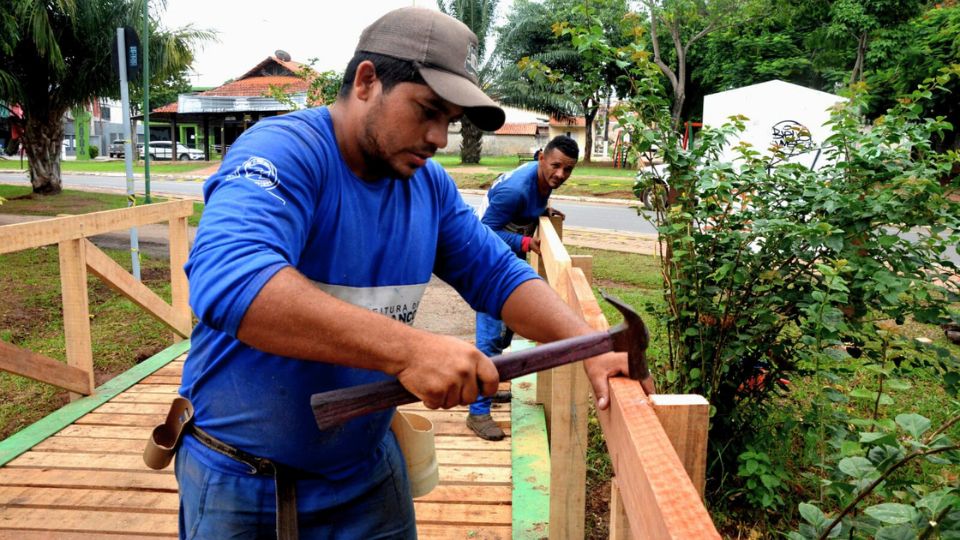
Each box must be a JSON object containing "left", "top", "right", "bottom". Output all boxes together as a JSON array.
[
  {"left": 491, "top": 390, "right": 512, "bottom": 404},
  {"left": 466, "top": 413, "right": 505, "bottom": 441}
]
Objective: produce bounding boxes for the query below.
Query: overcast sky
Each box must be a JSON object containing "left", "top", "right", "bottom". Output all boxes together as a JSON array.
[{"left": 160, "top": 1, "right": 452, "bottom": 87}]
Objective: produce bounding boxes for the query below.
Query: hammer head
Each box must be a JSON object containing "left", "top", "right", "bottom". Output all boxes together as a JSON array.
[{"left": 601, "top": 290, "right": 650, "bottom": 380}]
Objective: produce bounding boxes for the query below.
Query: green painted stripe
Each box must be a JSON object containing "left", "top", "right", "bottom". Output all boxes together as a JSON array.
[
  {"left": 0, "top": 339, "right": 191, "bottom": 466},
  {"left": 510, "top": 339, "right": 550, "bottom": 539}
]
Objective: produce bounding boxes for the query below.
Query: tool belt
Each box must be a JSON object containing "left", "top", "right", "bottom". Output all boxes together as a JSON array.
[{"left": 143, "top": 397, "right": 299, "bottom": 540}]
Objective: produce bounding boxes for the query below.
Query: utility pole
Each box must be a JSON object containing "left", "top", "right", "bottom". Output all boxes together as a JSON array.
[
  {"left": 117, "top": 28, "right": 142, "bottom": 281},
  {"left": 143, "top": 0, "right": 152, "bottom": 203}
]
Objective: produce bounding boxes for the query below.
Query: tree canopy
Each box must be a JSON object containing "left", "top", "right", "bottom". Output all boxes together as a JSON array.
[{"left": 0, "top": 0, "right": 213, "bottom": 194}]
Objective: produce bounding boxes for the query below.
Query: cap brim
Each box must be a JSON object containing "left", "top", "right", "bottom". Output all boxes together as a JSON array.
[{"left": 419, "top": 67, "right": 505, "bottom": 132}]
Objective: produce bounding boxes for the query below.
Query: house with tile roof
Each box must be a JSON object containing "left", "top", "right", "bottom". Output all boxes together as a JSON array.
[{"left": 143, "top": 52, "right": 311, "bottom": 160}]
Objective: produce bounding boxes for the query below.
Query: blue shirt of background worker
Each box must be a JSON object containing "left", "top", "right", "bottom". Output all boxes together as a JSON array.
[{"left": 466, "top": 136, "right": 580, "bottom": 441}]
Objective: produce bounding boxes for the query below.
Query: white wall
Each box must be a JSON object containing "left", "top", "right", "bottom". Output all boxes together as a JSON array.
[{"left": 703, "top": 80, "right": 846, "bottom": 170}]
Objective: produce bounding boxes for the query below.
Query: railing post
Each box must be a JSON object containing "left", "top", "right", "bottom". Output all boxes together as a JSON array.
[
  {"left": 58, "top": 238, "right": 94, "bottom": 400},
  {"left": 609, "top": 477, "right": 631, "bottom": 540},
  {"left": 651, "top": 395, "right": 710, "bottom": 497},
  {"left": 168, "top": 215, "right": 191, "bottom": 342}
]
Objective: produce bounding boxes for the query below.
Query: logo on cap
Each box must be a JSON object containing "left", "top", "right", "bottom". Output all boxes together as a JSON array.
[{"left": 465, "top": 43, "right": 479, "bottom": 79}]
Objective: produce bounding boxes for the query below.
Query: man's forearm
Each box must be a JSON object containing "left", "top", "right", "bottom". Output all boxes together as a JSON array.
[
  {"left": 236, "top": 267, "right": 425, "bottom": 375},
  {"left": 500, "top": 279, "right": 593, "bottom": 342}
]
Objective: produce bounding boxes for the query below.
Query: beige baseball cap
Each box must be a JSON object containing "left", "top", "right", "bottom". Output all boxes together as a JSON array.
[{"left": 356, "top": 7, "right": 506, "bottom": 132}]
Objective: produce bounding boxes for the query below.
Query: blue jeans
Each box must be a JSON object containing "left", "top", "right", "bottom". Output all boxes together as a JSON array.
[
  {"left": 470, "top": 311, "right": 514, "bottom": 416},
  {"left": 175, "top": 432, "right": 417, "bottom": 539}
]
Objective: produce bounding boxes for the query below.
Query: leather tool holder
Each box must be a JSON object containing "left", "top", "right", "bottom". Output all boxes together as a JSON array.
[{"left": 143, "top": 396, "right": 194, "bottom": 470}]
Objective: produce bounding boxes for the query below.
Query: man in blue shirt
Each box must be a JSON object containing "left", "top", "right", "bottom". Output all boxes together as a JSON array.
[
  {"left": 467, "top": 136, "right": 579, "bottom": 440},
  {"left": 174, "top": 8, "right": 647, "bottom": 539}
]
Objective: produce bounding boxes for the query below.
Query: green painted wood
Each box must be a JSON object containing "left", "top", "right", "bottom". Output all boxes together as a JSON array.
[
  {"left": 0, "top": 339, "right": 191, "bottom": 466},
  {"left": 511, "top": 339, "right": 550, "bottom": 539}
]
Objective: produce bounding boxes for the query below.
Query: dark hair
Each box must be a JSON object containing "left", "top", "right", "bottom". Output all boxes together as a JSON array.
[
  {"left": 544, "top": 135, "right": 579, "bottom": 161},
  {"left": 339, "top": 52, "right": 426, "bottom": 98}
]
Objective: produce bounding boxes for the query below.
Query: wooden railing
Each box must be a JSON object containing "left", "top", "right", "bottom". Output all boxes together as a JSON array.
[
  {"left": 530, "top": 216, "right": 720, "bottom": 539},
  {"left": 0, "top": 200, "right": 193, "bottom": 400}
]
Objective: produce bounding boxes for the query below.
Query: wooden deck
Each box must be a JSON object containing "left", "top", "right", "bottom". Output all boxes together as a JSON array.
[{"left": 0, "top": 353, "right": 515, "bottom": 539}]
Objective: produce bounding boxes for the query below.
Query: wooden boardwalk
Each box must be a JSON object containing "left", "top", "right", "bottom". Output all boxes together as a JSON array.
[{"left": 0, "top": 354, "right": 514, "bottom": 539}]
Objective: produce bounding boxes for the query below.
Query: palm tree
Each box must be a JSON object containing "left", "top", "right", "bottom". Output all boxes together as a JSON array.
[
  {"left": 438, "top": 0, "right": 499, "bottom": 164},
  {"left": 0, "top": 0, "right": 213, "bottom": 195}
]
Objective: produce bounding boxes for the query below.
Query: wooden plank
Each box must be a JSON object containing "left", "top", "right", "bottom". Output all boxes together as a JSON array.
[
  {"left": 424, "top": 422, "right": 511, "bottom": 438},
  {"left": 2, "top": 532, "right": 174, "bottom": 539},
  {"left": 651, "top": 394, "right": 710, "bottom": 498},
  {"left": 122, "top": 384, "right": 180, "bottom": 394},
  {"left": 599, "top": 378, "right": 720, "bottom": 539},
  {"left": 55, "top": 425, "right": 153, "bottom": 440},
  {"left": 434, "top": 436, "right": 511, "bottom": 451},
  {"left": 8, "top": 451, "right": 153, "bottom": 471},
  {"left": 395, "top": 409, "right": 510, "bottom": 424},
  {"left": 139, "top": 375, "right": 183, "bottom": 385},
  {"left": 109, "top": 393, "right": 180, "bottom": 405},
  {"left": 0, "top": 508, "right": 178, "bottom": 535},
  {"left": 94, "top": 402, "right": 172, "bottom": 415},
  {"left": 168, "top": 215, "right": 191, "bottom": 344},
  {"left": 74, "top": 413, "right": 161, "bottom": 427},
  {"left": 0, "top": 200, "right": 194, "bottom": 254},
  {"left": 609, "top": 476, "right": 631, "bottom": 540},
  {"left": 32, "top": 437, "right": 146, "bottom": 455},
  {"left": 82, "top": 240, "right": 191, "bottom": 337},
  {"left": 0, "top": 468, "right": 176, "bottom": 491},
  {"left": 58, "top": 238, "right": 94, "bottom": 400},
  {"left": 416, "top": 524, "right": 511, "bottom": 540},
  {"left": 439, "top": 466, "right": 511, "bottom": 484},
  {"left": 511, "top": 373, "right": 551, "bottom": 539},
  {"left": 0, "top": 340, "right": 91, "bottom": 394},
  {"left": 0, "top": 485, "right": 179, "bottom": 512},
  {"left": 414, "top": 501, "right": 511, "bottom": 525},
  {"left": 436, "top": 450, "right": 510, "bottom": 467},
  {"left": 416, "top": 485, "right": 512, "bottom": 504}
]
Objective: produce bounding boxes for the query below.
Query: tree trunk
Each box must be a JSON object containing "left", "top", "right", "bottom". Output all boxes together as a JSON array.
[
  {"left": 583, "top": 105, "right": 597, "bottom": 164},
  {"left": 22, "top": 109, "right": 67, "bottom": 195},
  {"left": 459, "top": 117, "right": 483, "bottom": 164},
  {"left": 849, "top": 31, "right": 869, "bottom": 86}
]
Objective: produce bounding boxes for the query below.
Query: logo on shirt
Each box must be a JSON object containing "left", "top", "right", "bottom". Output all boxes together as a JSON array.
[{"left": 226, "top": 156, "right": 286, "bottom": 205}]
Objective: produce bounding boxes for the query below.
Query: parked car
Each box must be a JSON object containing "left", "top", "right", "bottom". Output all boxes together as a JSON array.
[
  {"left": 139, "top": 141, "right": 205, "bottom": 161},
  {"left": 108, "top": 139, "right": 131, "bottom": 158}
]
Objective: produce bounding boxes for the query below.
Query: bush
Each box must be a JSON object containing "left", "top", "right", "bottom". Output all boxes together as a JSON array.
[
  {"left": 87, "top": 145, "right": 99, "bottom": 159},
  {"left": 619, "top": 64, "right": 960, "bottom": 495}
]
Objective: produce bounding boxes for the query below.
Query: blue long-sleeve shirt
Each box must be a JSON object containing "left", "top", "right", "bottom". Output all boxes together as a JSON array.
[
  {"left": 476, "top": 161, "right": 550, "bottom": 256},
  {"left": 180, "top": 107, "right": 539, "bottom": 488}
]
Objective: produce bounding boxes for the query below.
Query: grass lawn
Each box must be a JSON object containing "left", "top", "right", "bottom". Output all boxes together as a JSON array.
[
  {"left": 0, "top": 184, "right": 204, "bottom": 227},
  {"left": 0, "top": 158, "right": 211, "bottom": 175}
]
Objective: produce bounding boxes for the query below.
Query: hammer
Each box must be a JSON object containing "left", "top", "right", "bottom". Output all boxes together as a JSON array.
[{"left": 310, "top": 292, "right": 649, "bottom": 431}]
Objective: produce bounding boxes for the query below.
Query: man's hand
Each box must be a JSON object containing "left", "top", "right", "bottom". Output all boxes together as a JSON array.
[
  {"left": 545, "top": 207, "right": 565, "bottom": 220},
  {"left": 528, "top": 236, "right": 541, "bottom": 255},
  {"left": 584, "top": 352, "right": 656, "bottom": 410},
  {"left": 394, "top": 335, "right": 500, "bottom": 409}
]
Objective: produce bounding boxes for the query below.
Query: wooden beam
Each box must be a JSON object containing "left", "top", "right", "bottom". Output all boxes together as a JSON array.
[
  {"left": 0, "top": 200, "right": 194, "bottom": 254},
  {"left": 167, "top": 216, "right": 192, "bottom": 342},
  {"left": 538, "top": 216, "right": 571, "bottom": 287},
  {"left": 652, "top": 394, "right": 710, "bottom": 497},
  {"left": 599, "top": 378, "right": 720, "bottom": 538},
  {"left": 82, "top": 240, "right": 191, "bottom": 337},
  {"left": 0, "top": 341, "right": 92, "bottom": 395},
  {"left": 59, "top": 239, "right": 94, "bottom": 401},
  {"left": 570, "top": 255, "right": 593, "bottom": 284}
]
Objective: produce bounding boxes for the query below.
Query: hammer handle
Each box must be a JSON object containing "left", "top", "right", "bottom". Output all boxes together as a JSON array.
[{"left": 311, "top": 331, "right": 614, "bottom": 430}]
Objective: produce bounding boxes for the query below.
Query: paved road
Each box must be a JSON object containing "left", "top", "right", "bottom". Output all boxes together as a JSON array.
[{"left": 0, "top": 171, "right": 659, "bottom": 234}]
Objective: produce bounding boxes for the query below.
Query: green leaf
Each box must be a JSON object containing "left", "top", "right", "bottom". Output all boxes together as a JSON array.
[
  {"left": 838, "top": 456, "right": 876, "bottom": 479},
  {"left": 895, "top": 414, "right": 931, "bottom": 440},
  {"left": 860, "top": 432, "right": 894, "bottom": 444},
  {"left": 884, "top": 379, "right": 912, "bottom": 391},
  {"left": 799, "top": 502, "right": 826, "bottom": 527},
  {"left": 875, "top": 524, "right": 919, "bottom": 540},
  {"left": 864, "top": 503, "right": 919, "bottom": 525}
]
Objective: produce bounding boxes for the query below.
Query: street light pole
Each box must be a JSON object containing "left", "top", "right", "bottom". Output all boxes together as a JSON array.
[{"left": 143, "top": 0, "right": 152, "bottom": 204}]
